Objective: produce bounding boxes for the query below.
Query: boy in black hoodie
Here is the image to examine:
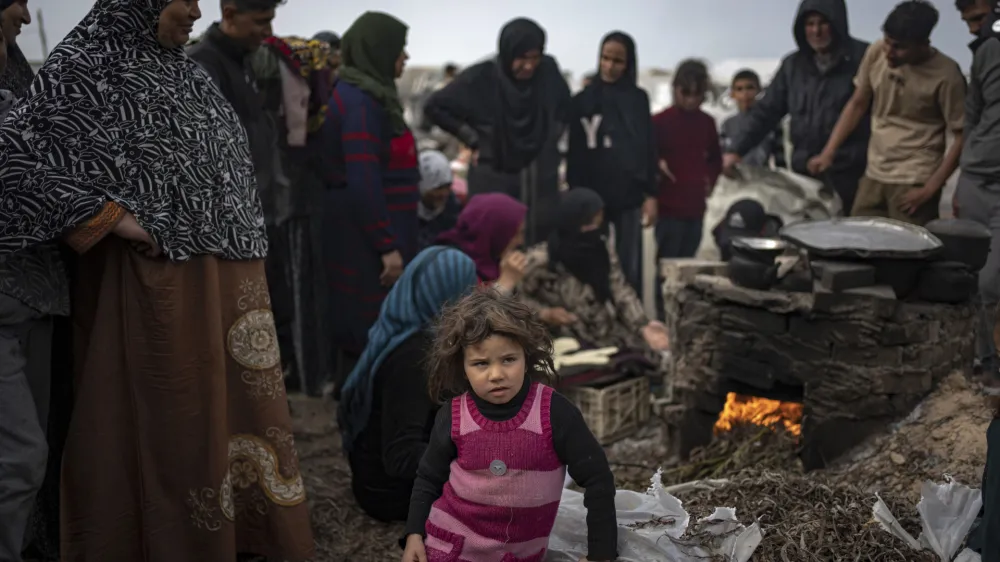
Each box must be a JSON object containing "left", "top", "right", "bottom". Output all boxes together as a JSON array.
[{"left": 566, "top": 31, "right": 657, "bottom": 294}]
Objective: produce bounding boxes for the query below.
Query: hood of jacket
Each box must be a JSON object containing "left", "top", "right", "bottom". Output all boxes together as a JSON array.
[
  {"left": 794, "top": 0, "right": 850, "bottom": 54},
  {"left": 971, "top": 4, "right": 1000, "bottom": 53}
]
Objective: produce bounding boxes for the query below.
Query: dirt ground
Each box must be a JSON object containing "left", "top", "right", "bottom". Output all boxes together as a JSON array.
[
  {"left": 830, "top": 371, "right": 991, "bottom": 501},
  {"left": 289, "top": 396, "right": 403, "bottom": 562},
  {"left": 290, "top": 371, "right": 992, "bottom": 561}
]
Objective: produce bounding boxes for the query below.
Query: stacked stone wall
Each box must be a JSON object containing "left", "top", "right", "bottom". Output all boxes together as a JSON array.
[{"left": 665, "top": 273, "right": 975, "bottom": 469}]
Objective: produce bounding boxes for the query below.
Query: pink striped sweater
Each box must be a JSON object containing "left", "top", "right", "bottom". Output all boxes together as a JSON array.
[{"left": 424, "top": 382, "right": 566, "bottom": 562}]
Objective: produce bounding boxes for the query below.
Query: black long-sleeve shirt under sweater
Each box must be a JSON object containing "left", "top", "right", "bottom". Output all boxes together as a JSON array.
[{"left": 404, "top": 380, "right": 619, "bottom": 561}]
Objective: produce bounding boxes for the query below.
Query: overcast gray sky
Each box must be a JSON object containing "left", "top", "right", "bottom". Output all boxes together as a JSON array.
[{"left": 18, "top": 0, "right": 979, "bottom": 75}]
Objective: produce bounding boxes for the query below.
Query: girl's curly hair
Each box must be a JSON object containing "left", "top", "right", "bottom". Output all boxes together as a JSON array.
[{"left": 426, "top": 289, "right": 555, "bottom": 403}]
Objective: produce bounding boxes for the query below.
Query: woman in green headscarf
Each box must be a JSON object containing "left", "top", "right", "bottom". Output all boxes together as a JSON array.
[
  {"left": 338, "top": 11, "right": 408, "bottom": 134},
  {"left": 321, "top": 11, "right": 423, "bottom": 392}
]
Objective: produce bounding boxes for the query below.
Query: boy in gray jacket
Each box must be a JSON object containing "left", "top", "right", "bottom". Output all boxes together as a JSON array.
[{"left": 720, "top": 69, "right": 786, "bottom": 170}]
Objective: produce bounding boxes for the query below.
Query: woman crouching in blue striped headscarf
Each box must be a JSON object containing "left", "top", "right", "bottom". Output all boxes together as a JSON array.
[{"left": 338, "top": 246, "right": 478, "bottom": 522}]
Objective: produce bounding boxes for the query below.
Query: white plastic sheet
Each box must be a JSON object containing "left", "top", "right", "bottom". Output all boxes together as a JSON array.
[
  {"left": 873, "top": 479, "right": 982, "bottom": 562},
  {"left": 954, "top": 549, "right": 982, "bottom": 562},
  {"left": 917, "top": 479, "right": 983, "bottom": 561},
  {"left": 873, "top": 494, "right": 921, "bottom": 550},
  {"left": 696, "top": 166, "right": 842, "bottom": 260},
  {"left": 545, "top": 470, "right": 760, "bottom": 562}
]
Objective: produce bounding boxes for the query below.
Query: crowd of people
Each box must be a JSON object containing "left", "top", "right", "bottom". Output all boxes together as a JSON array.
[{"left": 0, "top": 0, "right": 999, "bottom": 560}]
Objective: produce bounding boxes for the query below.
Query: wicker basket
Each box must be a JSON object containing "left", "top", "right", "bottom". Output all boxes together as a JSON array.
[{"left": 563, "top": 376, "right": 650, "bottom": 445}]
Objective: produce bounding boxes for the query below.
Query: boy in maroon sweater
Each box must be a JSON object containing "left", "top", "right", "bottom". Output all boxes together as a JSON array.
[
  {"left": 652, "top": 59, "right": 722, "bottom": 259},
  {"left": 652, "top": 59, "right": 721, "bottom": 319}
]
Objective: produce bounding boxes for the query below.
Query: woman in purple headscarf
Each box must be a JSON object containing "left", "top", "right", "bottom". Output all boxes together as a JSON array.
[{"left": 435, "top": 192, "right": 528, "bottom": 293}]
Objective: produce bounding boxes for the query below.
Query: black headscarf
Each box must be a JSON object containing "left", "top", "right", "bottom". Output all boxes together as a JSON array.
[
  {"left": 548, "top": 188, "right": 611, "bottom": 302},
  {"left": 492, "top": 18, "right": 551, "bottom": 174},
  {"left": 423, "top": 18, "right": 568, "bottom": 174},
  {"left": 576, "top": 31, "right": 651, "bottom": 184}
]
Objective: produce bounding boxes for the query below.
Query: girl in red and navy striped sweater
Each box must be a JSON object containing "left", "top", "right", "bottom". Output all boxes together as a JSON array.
[{"left": 402, "top": 290, "right": 617, "bottom": 562}]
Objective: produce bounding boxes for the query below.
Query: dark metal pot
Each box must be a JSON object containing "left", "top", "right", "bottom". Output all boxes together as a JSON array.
[
  {"left": 924, "top": 219, "right": 991, "bottom": 271},
  {"left": 730, "top": 237, "right": 788, "bottom": 265}
]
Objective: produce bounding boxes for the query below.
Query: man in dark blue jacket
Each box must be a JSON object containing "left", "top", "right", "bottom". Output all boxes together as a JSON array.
[{"left": 722, "top": 0, "right": 870, "bottom": 215}]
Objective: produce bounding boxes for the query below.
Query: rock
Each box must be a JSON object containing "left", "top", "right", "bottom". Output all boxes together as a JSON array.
[
  {"left": 931, "top": 426, "right": 952, "bottom": 441},
  {"left": 843, "top": 284, "right": 897, "bottom": 300},
  {"left": 812, "top": 284, "right": 898, "bottom": 318},
  {"left": 812, "top": 260, "right": 876, "bottom": 292},
  {"left": 890, "top": 452, "right": 906, "bottom": 465},
  {"left": 660, "top": 258, "right": 727, "bottom": 286},
  {"left": 692, "top": 274, "right": 811, "bottom": 314},
  {"left": 720, "top": 306, "right": 788, "bottom": 335}
]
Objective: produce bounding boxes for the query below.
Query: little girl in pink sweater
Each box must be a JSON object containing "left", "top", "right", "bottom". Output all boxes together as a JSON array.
[{"left": 401, "top": 290, "right": 618, "bottom": 562}]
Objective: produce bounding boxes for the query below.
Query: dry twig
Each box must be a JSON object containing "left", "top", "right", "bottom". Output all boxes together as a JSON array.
[{"left": 677, "top": 470, "right": 937, "bottom": 562}]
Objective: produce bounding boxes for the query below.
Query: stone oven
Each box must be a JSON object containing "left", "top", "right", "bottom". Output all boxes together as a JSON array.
[{"left": 661, "top": 264, "right": 975, "bottom": 470}]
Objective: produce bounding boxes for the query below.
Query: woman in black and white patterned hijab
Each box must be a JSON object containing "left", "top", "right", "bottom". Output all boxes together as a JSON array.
[
  {"left": 0, "top": 0, "right": 266, "bottom": 261},
  {"left": 0, "top": 2, "right": 316, "bottom": 560}
]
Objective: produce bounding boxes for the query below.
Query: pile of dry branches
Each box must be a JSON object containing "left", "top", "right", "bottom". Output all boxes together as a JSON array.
[
  {"left": 612, "top": 423, "right": 803, "bottom": 491},
  {"left": 609, "top": 424, "right": 944, "bottom": 560},
  {"left": 677, "top": 471, "right": 938, "bottom": 562}
]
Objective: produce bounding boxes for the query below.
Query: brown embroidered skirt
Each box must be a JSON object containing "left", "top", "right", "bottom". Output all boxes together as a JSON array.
[{"left": 61, "top": 237, "right": 314, "bottom": 561}]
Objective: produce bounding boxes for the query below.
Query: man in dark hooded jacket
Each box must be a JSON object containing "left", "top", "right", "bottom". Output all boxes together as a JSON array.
[{"left": 722, "top": 0, "right": 870, "bottom": 215}]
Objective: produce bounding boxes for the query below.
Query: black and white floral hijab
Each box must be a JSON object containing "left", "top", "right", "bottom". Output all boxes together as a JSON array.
[{"left": 0, "top": 0, "right": 267, "bottom": 261}]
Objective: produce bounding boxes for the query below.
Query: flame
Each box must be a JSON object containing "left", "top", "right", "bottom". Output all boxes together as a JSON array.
[{"left": 714, "top": 392, "right": 803, "bottom": 437}]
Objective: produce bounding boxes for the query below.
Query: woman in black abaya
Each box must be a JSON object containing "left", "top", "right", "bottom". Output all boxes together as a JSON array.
[
  {"left": 423, "top": 17, "right": 570, "bottom": 244},
  {"left": 565, "top": 31, "right": 658, "bottom": 295}
]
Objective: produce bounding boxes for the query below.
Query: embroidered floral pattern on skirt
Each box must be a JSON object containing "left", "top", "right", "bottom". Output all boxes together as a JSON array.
[{"left": 62, "top": 238, "right": 314, "bottom": 561}]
